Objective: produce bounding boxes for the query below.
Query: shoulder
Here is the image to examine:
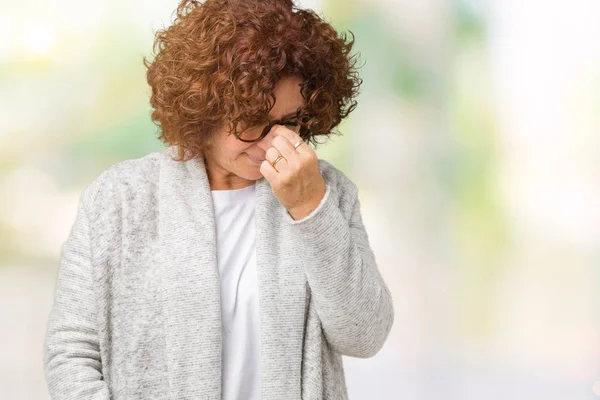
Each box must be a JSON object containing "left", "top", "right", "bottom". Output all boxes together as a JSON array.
[{"left": 78, "top": 148, "right": 165, "bottom": 220}]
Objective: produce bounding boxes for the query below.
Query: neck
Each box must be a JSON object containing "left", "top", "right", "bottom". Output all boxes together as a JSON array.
[{"left": 203, "top": 155, "right": 255, "bottom": 191}]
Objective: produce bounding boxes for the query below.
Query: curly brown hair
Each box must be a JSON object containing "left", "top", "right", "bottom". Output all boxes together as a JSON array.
[{"left": 144, "top": 0, "right": 363, "bottom": 161}]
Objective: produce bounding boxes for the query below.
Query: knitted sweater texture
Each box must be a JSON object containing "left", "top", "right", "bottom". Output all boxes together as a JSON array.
[{"left": 43, "top": 145, "right": 394, "bottom": 399}]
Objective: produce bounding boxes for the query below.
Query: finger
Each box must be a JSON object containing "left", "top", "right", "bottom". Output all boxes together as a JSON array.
[
  {"left": 265, "top": 146, "right": 288, "bottom": 171},
  {"left": 293, "top": 139, "right": 311, "bottom": 155},
  {"left": 260, "top": 159, "right": 279, "bottom": 182},
  {"left": 271, "top": 125, "right": 312, "bottom": 156},
  {"left": 270, "top": 125, "right": 301, "bottom": 146},
  {"left": 270, "top": 134, "right": 298, "bottom": 165}
]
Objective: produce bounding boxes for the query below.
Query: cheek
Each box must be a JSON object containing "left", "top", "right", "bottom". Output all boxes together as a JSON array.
[{"left": 222, "top": 135, "right": 251, "bottom": 158}]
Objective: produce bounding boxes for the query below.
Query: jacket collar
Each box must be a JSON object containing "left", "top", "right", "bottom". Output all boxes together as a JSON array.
[{"left": 156, "top": 146, "right": 308, "bottom": 399}]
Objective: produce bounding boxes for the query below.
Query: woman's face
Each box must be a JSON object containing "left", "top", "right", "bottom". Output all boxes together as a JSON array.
[{"left": 203, "top": 75, "right": 306, "bottom": 190}]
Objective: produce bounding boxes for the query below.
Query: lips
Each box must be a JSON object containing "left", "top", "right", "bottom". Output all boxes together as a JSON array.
[{"left": 246, "top": 153, "right": 265, "bottom": 164}]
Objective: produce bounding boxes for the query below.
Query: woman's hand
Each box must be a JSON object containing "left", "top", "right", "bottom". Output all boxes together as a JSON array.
[{"left": 259, "top": 125, "right": 326, "bottom": 220}]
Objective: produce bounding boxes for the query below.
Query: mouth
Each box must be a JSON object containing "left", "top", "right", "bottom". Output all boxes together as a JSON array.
[{"left": 246, "top": 153, "right": 265, "bottom": 164}]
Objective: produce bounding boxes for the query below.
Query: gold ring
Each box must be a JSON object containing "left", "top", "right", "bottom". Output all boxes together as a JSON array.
[{"left": 271, "top": 154, "right": 284, "bottom": 167}]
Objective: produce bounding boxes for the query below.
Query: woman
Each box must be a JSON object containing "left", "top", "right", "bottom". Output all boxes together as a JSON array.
[{"left": 43, "top": 0, "right": 394, "bottom": 399}]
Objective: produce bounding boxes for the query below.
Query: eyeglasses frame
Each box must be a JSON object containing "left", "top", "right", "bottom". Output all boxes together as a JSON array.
[{"left": 231, "top": 110, "right": 311, "bottom": 143}]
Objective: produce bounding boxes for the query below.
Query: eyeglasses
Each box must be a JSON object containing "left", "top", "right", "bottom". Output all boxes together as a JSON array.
[{"left": 232, "top": 111, "right": 311, "bottom": 143}]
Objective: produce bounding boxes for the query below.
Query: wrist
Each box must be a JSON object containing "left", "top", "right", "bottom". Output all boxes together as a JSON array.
[
  {"left": 287, "top": 202, "right": 318, "bottom": 220},
  {"left": 287, "top": 180, "right": 326, "bottom": 220}
]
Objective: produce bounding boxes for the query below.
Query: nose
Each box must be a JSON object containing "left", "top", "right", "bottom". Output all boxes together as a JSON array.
[{"left": 255, "top": 127, "right": 277, "bottom": 151}]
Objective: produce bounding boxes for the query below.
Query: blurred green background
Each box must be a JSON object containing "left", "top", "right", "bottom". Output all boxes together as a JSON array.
[{"left": 1, "top": 0, "right": 599, "bottom": 398}]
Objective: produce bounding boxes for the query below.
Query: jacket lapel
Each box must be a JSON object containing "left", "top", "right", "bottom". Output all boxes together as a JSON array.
[
  {"left": 157, "top": 147, "right": 308, "bottom": 399},
  {"left": 255, "top": 175, "right": 309, "bottom": 399},
  {"left": 158, "top": 148, "right": 222, "bottom": 398}
]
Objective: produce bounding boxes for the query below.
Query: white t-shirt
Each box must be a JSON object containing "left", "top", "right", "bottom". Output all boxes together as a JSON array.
[{"left": 210, "top": 182, "right": 261, "bottom": 400}]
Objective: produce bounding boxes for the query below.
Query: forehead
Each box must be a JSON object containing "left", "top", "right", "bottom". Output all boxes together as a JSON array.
[{"left": 268, "top": 75, "right": 305, "bottom": 119}]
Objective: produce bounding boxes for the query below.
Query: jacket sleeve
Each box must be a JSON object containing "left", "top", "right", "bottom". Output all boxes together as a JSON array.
[
  {"left": 43, "top": 190, "right": 110, "bottom": 399},
  {"left": 284, "top": 178, "right": 395, "bottom": 358}
]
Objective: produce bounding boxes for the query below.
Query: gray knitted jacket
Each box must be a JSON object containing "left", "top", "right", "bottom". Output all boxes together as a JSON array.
[{"left": 43, "top": 145, "right": 394, "bottom": 399}]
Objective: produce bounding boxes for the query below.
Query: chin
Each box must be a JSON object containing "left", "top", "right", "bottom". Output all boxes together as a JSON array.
[{"left": 237, "top": 169, "right": 263, "bottom": 181}]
